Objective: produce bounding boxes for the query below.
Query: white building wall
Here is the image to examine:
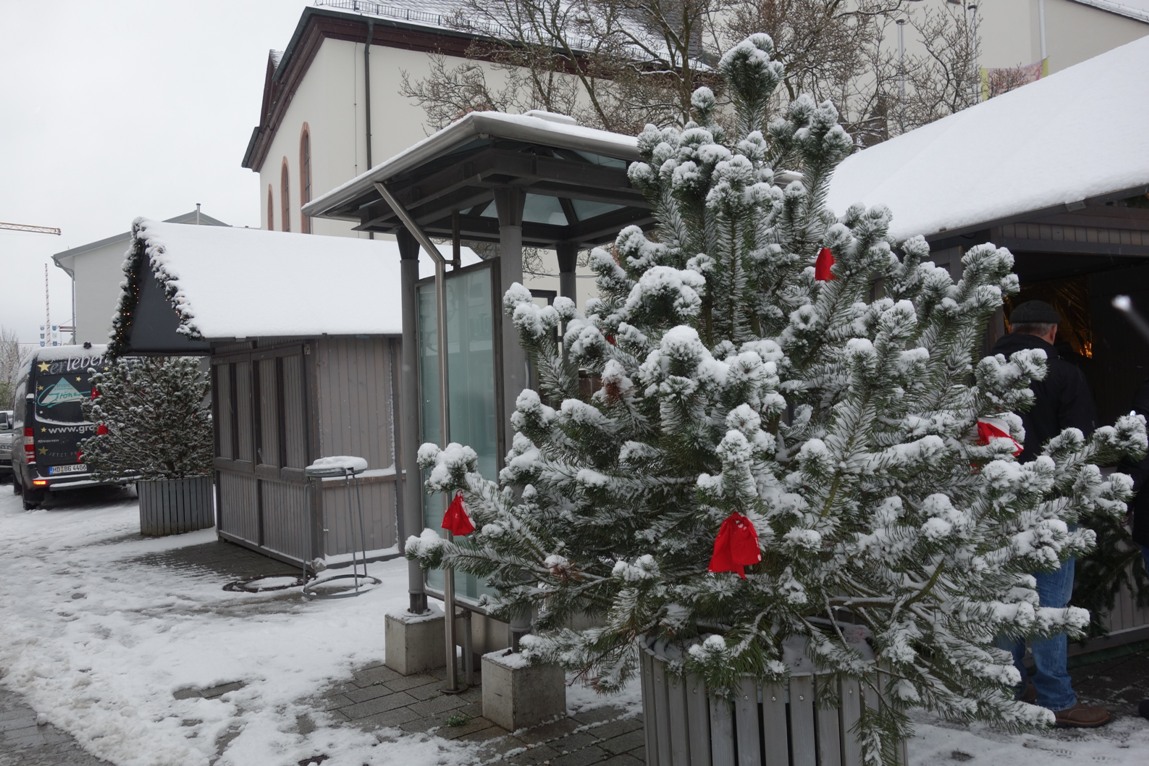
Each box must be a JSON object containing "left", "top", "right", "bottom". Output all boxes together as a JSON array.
[
  {"left": 254, "top": 34, "right": 574, "bottom": 299},
  {"left": 259, "top": 39, "right": 511, "bottom": 240},
  {"left": 975, "top": 0, "right": 1147, "bottom": 72},
  {"left": 64, "top": 238, "right": 131, "bottom": 345}
]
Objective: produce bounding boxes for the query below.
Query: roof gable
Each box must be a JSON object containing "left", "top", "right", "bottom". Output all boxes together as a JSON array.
[{"left": 242, "top": 6, "right": 484, "bottom": 172}]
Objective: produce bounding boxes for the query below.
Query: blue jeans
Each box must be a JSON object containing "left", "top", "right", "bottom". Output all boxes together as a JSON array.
[{"left": 997, "top": 556, "right": 1078, "bottom": 712}]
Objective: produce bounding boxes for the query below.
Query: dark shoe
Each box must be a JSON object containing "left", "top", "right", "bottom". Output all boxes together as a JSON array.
[
  {"left": 1053, "top": 703, "right": 1111, "bottom": 728},
  {"left": 1020, "top": 683, "right": 1036, "bottom": 704}
]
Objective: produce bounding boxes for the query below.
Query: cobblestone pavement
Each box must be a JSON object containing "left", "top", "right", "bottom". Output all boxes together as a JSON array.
[
  {"left": 312, "top": 662, "right": 646, "bottom": 765},
  {"left": 4, "top": 536, "right": 1149, "bottom": 765},
  {"left": 0, "top": 685, "right": 112, "bottom": 766}
]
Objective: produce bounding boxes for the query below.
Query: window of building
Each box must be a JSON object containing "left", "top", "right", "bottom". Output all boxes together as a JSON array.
[
  {"left": 267, "top": 186, "right": 274, "bottom": 231},
  {"left": 300, "top": 124, "right": 312, "bottom": 234},
  {"left": 281, "top": 159, "right": 291, "bottom": 232}
]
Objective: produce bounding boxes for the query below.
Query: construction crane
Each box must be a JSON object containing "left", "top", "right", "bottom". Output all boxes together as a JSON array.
[
  {"left": 1, "top": 221, "right": 64, "bottom": 343},
  {"left": 0, "top": 221, "right": 61, "bottom": 236}
]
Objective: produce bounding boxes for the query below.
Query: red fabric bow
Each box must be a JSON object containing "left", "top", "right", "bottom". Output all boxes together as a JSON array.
[
  {"left": 814, "top": 247, "right": 835, "bottom": 282},
  {"left": 708, "top": 512, "right": 762, "bottom": 579},
  {"left": 96, "top": 423, "right": 109, "bottom": 436},
  {"left": 976, "top": 418, "right": 1023, "bottom": 457},
  {"left": 441, "top": 492, "right": 476, "bottom": 536}
]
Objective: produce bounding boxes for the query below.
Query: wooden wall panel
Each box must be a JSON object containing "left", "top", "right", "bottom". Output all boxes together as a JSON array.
[
  {"left": 283, "top": 354, "right": 308, "bottom": 469},
  {"left": 214, "top": 363, "right": 234, "bottom": 460},
  {"left": 317, "top": 477, "right": 399, "bottom": 555},
  {"left": 314, "top": 337, "right": 395, "bottom": 469},
  {"left": 217, "top": 471, "right": 259, "bottom": 542},
  {"left": 235, "top": 360, "right": 254, "bottom": 463},
  {"left": 258, "top": 357, "right": 281, "bottom": 467},
  {"left": 260, "top": 479, "right": 312, "bottom": 562}
]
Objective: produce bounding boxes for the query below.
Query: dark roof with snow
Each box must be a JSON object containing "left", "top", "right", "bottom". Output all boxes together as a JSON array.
[{"left": 303, "top": 110, "right": 652, "bottom": 247}]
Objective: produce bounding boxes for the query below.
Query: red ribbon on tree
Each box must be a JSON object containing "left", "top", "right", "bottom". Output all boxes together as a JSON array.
[
  {"left": 96, "top": 423, "right": 109, "bottom": 436},
  {"left": 708, "top": 512, "right": 762, "bottom": 579},
  {"left": 976, "top": 417, "right": 1023, "bottom": 457},
  {"left": 814, "top": 247, "right": 836, "bottom": 281},
  {"left": 441, "top": 492, "right": 476, "bottom": 536}
]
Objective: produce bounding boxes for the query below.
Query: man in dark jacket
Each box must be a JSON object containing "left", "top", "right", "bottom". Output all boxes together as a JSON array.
[
  {"left": 990, "top": 302, "right": 1095, "bottom": 463},
  {"left": 990, "top": 299, "right": 1108, "bottom": 728}
]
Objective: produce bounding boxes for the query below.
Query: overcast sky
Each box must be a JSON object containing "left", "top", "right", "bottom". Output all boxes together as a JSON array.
[{"left": 0, "top": 0, "right": 313, "bottom": 345}]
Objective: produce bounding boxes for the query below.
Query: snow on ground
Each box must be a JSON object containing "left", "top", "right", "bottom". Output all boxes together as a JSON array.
[{"left": 0, "top": 487, "right": 1146, "bottom": 765}]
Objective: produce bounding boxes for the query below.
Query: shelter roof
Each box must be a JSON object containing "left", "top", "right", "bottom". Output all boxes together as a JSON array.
[
  {"left": 111, "top": 218, "right": 479, "bottom": 354},
  {"left": 303, "top": 110, "right": 653, "bottom": 247},
  {"left": 826, "top": 34, "right": 1149, "bottom": 242}
]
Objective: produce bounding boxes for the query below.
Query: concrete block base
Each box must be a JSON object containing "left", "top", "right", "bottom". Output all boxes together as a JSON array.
[
  {"left": 481, "top": 650, "right": 566, "bottom": 731},
  {"left": 384, "top": 605, "right": 446, "bottom": 675}
]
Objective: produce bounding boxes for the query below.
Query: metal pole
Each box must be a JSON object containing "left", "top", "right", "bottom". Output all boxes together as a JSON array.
[
  {"left": 435, "top": 255, "right": 461, "bottom": 693},
  {"left": 397, "top": 233, "right": 427, "bottom": 614},
  {"left": 896, "top": 18, "right": 906, "bottom": 134},
  {"left": 374, "top": 182, "right": 460, "bottom": 692},
  {"left": 968, "top": 3, "right": 980, "bottom": 104},
  {"left": 1038, "top": 0, "right": 1048, "bottom": 67}
]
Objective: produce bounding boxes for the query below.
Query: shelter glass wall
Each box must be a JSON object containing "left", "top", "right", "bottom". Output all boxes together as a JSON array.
[{"left": 417, "top": 262, "right": 500, "bottom": 602}]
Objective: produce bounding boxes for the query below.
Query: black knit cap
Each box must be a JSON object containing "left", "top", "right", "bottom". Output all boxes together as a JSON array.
[{"left": 1009, "top": 300, "right": 1061, "bottom": 325}]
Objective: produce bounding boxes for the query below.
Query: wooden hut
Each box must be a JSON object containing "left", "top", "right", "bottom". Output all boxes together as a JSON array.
[
  {"left": 828, "top": 35, "right": 1149, "bottom": 648},
  {"left": 111, "top": 217, "right": 477, "bottom": 570}
]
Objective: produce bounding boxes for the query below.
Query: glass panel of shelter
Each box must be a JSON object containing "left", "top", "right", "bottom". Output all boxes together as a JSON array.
[{"left": 417, "top": 262, "right": 500, "bottom": 602}]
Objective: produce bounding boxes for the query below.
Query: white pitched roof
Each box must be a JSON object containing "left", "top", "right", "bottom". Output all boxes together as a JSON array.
[
  {"left": 826, "top": 33, "right": 1149, "bottom": 242},
  {"left": 128, "top": 218, "right": 480, "bottom": 340},
  {"left": 305, "top": 110, "right": 639, "bottom": 221},
  {"left": 1073, "top": 0, "right": 1149, "bottom": 23}
]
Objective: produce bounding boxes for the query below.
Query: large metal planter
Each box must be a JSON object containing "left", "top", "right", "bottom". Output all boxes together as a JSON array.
[
  {"left": 138, "top": 476, "right": 214, "bottom": 536},
  {"left": 639, "top": 635, "right": 906, "bottom": 766}
]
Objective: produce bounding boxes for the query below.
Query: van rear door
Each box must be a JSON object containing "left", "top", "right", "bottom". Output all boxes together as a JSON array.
[{"left": 32, "top": 368, "right": 97, "bottom": 475}]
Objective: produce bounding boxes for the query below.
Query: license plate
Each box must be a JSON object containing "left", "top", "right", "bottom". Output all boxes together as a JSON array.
[{"left": 48, "top": 463, "right": 88, "bottom": 475}]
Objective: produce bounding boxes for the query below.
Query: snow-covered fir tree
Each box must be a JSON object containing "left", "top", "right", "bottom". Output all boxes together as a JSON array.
[
  {"left": 81, "top": 357, "right": 213, "bottom": 481},
  {"left": 408, "top": 35, "right": 1145, "bottom": 760}
]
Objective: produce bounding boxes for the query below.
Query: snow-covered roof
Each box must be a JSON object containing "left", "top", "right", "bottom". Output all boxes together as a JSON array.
[
  {"left": 122, "top": 219, "right": 480, "bottom": 341},
  {"left": 53, "top": 210, "right": 228, "bottom": 271},
  {"left": 28, "top": 343, "right": 109, "bottom": 362},
  {"left": 305, "top": 110, "right": 638, "bottom": 221},
  {"left": 312, "top": 0, "right": 677, "bottom": 61},
  {"left": 826, "top": 33, "right": 1149, "bottom": 242},
  {"left": 1073, "top": 0, "right": 1149, "bottom": 23},
  {"left": 315, "top": 0, "right": 475, "bottom": 29}
]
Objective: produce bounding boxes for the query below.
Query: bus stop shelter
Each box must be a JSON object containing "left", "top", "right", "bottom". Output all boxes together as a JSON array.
[{"left": 304, "top": 110, "right": 654, "bottom": 655}]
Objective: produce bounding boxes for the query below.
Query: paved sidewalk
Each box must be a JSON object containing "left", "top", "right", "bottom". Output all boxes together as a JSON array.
[
  {"left": 6, "top": 537, "right": 1149, "bottom": 765},
  {"left": 0, "top": 686, "right": 112, "bottom": 766},
  {"left": 313, "top": 663, "right": 645, "bottom": 765},
  {"left": 137, "top": 540, "right": 648, "bottom": 763}
]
